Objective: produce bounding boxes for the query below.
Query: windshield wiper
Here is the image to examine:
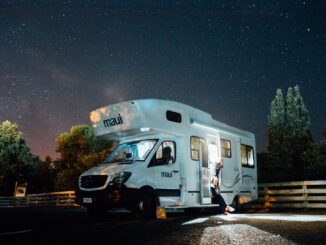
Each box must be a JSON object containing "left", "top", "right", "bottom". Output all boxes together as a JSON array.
[
  {"left": 118, "top": 160, "right": 135, "bottom": 164},
  {"left": 103, "top": 159, "right": 135, "bottom": 164}
]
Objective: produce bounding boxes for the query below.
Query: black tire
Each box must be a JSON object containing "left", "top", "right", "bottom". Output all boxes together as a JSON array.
[
  {"left": 135, "top": 191, "right": 157, "bottom": 219},
  {"left": 184, "top": 208, "right": 201, "bottom": 215},
  {"left": 87, "top": 206, "right": 108, "bottom": 217},
  {"left": 231, "top": 196, "right": 242, "bottom": 213}
]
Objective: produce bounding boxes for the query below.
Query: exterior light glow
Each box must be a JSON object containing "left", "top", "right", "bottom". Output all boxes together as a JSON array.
[{"left": 140, "top": 127, "right": 150, "bottom": 132}]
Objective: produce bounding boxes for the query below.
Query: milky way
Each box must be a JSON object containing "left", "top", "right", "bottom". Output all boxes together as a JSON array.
[{"left": 1, "top": 1, "right": 325, "bottom": 159}]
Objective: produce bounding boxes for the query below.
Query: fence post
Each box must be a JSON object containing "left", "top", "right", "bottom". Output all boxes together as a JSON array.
[
  {"left": 303, "top": 181, "right": 308, "bottom": 210},
  {"left": 69, "top": 192, "right": 73, "bottom": 207},
  {"left": 263, "top": 187, "right": 270, "bottom": 209}
]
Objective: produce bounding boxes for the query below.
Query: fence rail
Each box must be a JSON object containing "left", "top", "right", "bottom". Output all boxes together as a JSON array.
[
  {"left": 0, "top": 191, "right": 78, "bottom": 208},
  {"left": 250, "top": 180, "right": 326, "bottom": 209},
  {"left": 1, "top": 180, "right": 326, "bottom": 209}
]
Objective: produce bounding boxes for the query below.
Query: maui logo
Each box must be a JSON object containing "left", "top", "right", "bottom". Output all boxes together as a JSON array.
[
  {"left": 103, "top": 114, "right": 123, "bottom": 128},
  {"left": 161, "top": 172, "right": 172, "bottom": 178}
]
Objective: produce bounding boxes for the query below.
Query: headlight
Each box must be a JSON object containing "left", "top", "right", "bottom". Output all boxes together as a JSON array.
[{"left": 109, "top": 172, "right": 132, "bottom": 186}]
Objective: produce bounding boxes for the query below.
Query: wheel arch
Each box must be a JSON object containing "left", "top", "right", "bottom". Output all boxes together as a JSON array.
[
  {"left": 139, "top": 185, "right": 160, "bottom": 206},
  {"left": 232, "top": 194, "right": 244, "bottom": 212}
]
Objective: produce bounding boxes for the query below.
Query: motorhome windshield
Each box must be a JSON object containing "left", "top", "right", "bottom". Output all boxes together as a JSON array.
[{"left": 103, "top": 140, "right": 157, "bottom": 164}]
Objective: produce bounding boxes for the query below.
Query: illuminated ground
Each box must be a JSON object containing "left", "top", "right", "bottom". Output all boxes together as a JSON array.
[{"left": 0, "top": 209, "right": 325, "bottom": 244}]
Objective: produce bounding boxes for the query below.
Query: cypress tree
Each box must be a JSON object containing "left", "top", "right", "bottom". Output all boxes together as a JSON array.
[
  {"left": 267, "top": 85, "right": 313, "bottom": 181},
  {"left": 285, "top": 87, "right": 296, "bottom": 139},
  {"left": 267, "top": 89, "right": 286, "bottom": 181},
  {"left": 290, "top": 86, "right": 313, "bottom": 179},
  {"left": 286, "top": 85, "right": 312, "bottom": 140},
  {"left": 268, "top": 89, "right": 285, "bottom": 151}
]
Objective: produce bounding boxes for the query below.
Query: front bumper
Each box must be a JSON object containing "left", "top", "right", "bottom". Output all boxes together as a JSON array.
[{"left": 76, "top": 185, "right": 137, "bottom": 209}]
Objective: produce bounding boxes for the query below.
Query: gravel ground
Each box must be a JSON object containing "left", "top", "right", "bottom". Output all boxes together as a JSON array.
[
  {"left": 200, "top": 224, "right": 296, "bottom": 245},
  {"left": 242, "top": 219, "right": 326, "bottom": 245},
  {"left": 0, "top": 209, "right": 325, "bottom": 245}
]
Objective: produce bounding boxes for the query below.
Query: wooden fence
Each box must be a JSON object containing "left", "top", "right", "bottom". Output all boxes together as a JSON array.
[
  {"left": 0, "top": 191, "right": 78, "bottom": 208},
  {"left": 1, "top": 180, "right": 326, "bottom": 209},
  {"left": 251, "top": 180, "right": 326, "bottom": 209}
]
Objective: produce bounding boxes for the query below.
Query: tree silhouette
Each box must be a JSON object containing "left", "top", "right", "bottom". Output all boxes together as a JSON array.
[
  {"left": 267, "top": 85, "right": 312, "bottom": 181},
  {"left": 0, "top": 120, "right": 32, "bottom": 195},
  {"left": 54, "top": 125, "right": 113, "bottom": 190}
]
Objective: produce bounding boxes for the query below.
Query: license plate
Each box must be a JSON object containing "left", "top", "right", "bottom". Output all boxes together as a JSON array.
[{"left": 83, "top": 197, "right": 92, "bottom": 204}]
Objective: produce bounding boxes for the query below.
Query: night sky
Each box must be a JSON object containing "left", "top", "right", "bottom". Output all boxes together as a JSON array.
[{"left": 1, "top": 1, "right": 325, "bottom": 159}]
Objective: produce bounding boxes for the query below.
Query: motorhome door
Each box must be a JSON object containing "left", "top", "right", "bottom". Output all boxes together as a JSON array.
[
  {"left": 199, "top": 142, "right": 211, "bottom": 204},
  {"left": 150, "top": 141, "right": 181, "bottom": 201},
  {"left": 220, "top": 135, "right": 241, "bottom": 189}
]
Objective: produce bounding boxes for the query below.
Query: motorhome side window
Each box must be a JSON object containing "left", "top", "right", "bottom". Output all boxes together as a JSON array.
[
  {"left": 220, "top": 139, "right": 231, "bottom": 158},
  {"left": 241, "top": 144, "right": 254, "bottom": 167},
  {"left": 148, "top": 141, "right": 176, "bottom": 167},
  {"left": 191, "top": 136, "right": 205, "bottom": 160},
  {"left": 166, "top": 110, "right": 182, "bottom": 123}
]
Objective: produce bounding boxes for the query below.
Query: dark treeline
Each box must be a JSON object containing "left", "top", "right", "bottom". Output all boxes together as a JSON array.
[
  {"left": 258, "top": 85, "right": 326, "bottom": 182},
  {"left": 0, "top": 122, "right": 112, "bottom": 196}
]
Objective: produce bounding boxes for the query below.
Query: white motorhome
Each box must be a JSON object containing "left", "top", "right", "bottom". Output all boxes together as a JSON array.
[{"left": 76, "top": 99, "right": 257, "bottom": 217}]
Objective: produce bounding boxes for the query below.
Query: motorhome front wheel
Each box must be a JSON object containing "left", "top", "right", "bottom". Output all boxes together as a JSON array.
[{"left": 136, "top": 191, "right": 157, "bottom": 219}]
